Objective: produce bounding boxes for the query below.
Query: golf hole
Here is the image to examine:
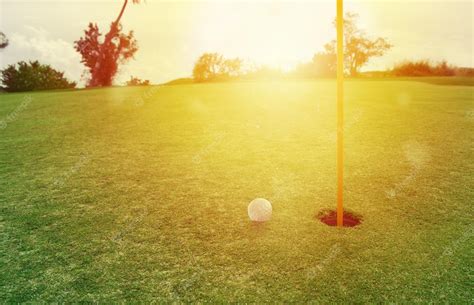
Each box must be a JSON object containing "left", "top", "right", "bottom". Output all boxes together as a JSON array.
[{"left": 317, "top": 209, "right": 362, "bottom": 227}]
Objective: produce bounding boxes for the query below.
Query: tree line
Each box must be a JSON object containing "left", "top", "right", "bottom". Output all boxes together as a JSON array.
[
  {"left": 1, "top": 4, "right": 472, "bottom": 92},
  {"left": 191, "top": 13, "right": 471, "bottom": 83},
  {"left": 192, "top": 13, "right": 392, "bottom": 82}
]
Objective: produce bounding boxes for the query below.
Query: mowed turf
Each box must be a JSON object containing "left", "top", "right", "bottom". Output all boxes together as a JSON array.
[{"left": 0, "top": 79, "right": 472, "bottom": 302}]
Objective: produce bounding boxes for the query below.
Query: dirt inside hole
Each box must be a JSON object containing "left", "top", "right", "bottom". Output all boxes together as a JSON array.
[{"left": 317, "top": 209, "right": 362, "bottom": 227}]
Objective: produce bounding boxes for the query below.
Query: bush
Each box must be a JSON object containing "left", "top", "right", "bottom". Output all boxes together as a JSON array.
[
  {"left": 392, "top": 60, "right": 456, "bottom": 77},
  {"left": 1, "top": 61, "right": 76, "bottom": 92},
  {"left": 126, "top": 76, "right": 150, "bottom": 86},
  {"left": 454, "top": 67, "right": 474, "bottom": 77}
]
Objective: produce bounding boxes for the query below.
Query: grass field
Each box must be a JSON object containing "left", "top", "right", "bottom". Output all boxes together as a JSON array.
[{"left": 0, "top": 79, "right": 473, "bottom": 302}]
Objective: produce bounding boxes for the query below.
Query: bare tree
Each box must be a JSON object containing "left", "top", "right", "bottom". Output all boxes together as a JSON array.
[{"left": 324, "top": 13, "right": 392, "bottom": 76}]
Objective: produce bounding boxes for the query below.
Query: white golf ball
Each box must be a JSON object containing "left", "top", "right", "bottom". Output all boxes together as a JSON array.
[{"left": 248, "top": 198, "right": 272, "bottom": 222}]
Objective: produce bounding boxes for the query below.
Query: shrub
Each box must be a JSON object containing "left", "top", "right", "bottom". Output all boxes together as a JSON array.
[
  {"left": 1, "top": 61, "right": 76, "bottom": 92},
  {"left": 454, "top": 67, "right": 474, "bottom": 77},
  {"left": 392, "top": 60, "right": 456, "bottom": 77},
  {"left": 126, "top": 76, "right": 150, "bottom": 86}
]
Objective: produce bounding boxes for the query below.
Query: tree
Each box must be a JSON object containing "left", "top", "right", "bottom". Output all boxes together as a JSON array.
[
  {"left": 0, "top": 32, "right": 8, "bottom": 49},
  {"left": 74, "top": 0, "right": 141, "bottom": 87},
  {"left": 193, "top": 53, "right": 224, "bottom": 82},
  {"left": 1, "top": 61, "right": 76, "bottom": 92},
  {"left": 294, "top": 50, "right": 336, "bottom": 78},
  {"left": 312, "top": 51, "right": 337, "bottom": 77},
  {"left": 221, "top": 58, "right": 243, "bottom": 78},
  {"left": 324, "top": 13, "right": 392, "bottom": 76},
  {"left": 192, "top": 53, "right": 243, "bottom": 82}
]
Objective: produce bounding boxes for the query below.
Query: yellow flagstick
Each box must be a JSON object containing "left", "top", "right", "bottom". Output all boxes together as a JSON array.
[{"left": 336, "top": 0, "right": 344, "bottom": 227}]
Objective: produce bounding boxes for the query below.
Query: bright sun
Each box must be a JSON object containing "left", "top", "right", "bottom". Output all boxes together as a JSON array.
[{"left": 185, "top": 1, "right": 337, "bottom": 71}]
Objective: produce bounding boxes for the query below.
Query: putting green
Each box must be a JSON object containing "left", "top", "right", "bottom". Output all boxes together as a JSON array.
[{"left": 0, "top": 78, "right": 472, "bottom": 302}]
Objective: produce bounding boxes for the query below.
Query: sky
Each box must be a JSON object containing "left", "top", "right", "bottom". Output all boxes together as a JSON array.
[{"left": 0, "top": 0, "right": 472, "bottom": 86}]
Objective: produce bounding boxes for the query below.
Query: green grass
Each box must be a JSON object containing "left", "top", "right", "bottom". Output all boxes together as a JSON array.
[{"left": 0, "top": 79, "right": 472, "bottom": 303}]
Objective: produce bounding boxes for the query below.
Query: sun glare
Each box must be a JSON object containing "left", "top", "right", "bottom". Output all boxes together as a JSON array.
[{"left": 184, "top": 2, "right": 336, "bottom": 71}]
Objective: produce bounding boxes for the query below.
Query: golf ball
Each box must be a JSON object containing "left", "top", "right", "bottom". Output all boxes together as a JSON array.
[{"left": 248, "top": 198, "right": 272, "bottom": 222}]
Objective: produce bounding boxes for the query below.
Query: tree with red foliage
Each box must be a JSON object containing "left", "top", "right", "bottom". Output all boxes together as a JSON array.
[{"left": 74, "top": 0, "right": 141, "bottom": 87}]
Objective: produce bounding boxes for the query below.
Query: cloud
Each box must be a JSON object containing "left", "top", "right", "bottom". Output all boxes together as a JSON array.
[{"left": 1, "top": 25, "right": 84, "bottom": 86}]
